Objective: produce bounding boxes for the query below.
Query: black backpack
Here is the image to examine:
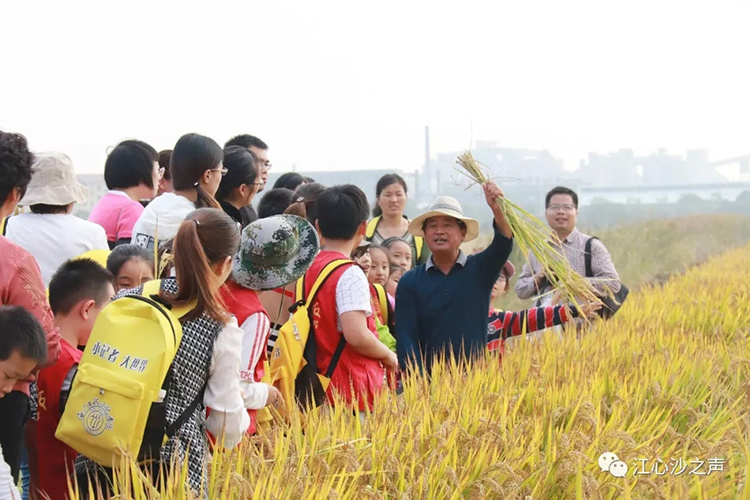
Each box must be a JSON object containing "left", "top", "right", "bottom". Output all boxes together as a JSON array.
[{"left": 585, "top": 237, "right": 629, "bottom": 319}]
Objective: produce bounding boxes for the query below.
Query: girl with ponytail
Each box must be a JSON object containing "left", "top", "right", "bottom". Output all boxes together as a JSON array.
[
  {"left": 130, "top": 133, "right": 226, "bottom": 251},
  {"left": 77, "top": 208, "right": 249, "bottom": 498}
]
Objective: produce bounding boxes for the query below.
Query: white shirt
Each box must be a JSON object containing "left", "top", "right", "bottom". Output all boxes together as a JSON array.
[
  {"left": 131, "top": 192, "right": 196, "bottom": 250},
  {"left": 335, "top": 265, "right": 372, "bottom": 330},
  {"left": 203, "top": 316, "right": 250, "bottom": 448},
  {"left": 238, "top": 312, "right": 271, "bottom": 409},
  {"left": 5, "top": 213, "right": 109, "bottom": 286},
  {"left": 0, "top": 442, "right": 20, "bottom": 500}
]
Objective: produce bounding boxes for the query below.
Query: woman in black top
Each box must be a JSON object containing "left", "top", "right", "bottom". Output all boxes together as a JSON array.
[{"left": 216, "top": 146, "right": 261, "bottom": 228}]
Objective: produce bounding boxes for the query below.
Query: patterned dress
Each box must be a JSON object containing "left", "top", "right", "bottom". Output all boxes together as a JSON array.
[{"left": 76, "top": 278, "right": 223, "bottom": 498}]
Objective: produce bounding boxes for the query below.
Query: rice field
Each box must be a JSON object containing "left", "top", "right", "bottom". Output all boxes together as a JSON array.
[{"left": 80, "top": 242, "right": 750, "bottom": 499}]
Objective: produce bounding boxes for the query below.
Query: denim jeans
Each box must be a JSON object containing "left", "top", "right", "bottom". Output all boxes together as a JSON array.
[{"left": 20, "top": 448, "right": 29, "bottom": 500}]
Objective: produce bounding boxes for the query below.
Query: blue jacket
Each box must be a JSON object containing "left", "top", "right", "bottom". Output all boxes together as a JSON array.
[{"left": 396, "top": 224, "right": 513, "bottom": 374}]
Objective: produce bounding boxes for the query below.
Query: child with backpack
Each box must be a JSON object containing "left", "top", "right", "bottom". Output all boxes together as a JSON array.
[
  {"left": 305, "top": 185, "right": 397, "bottom": 412},
  {"left": 362, "top": 245, "right": 396, "bottom": 352},
  {"left": 68, "top": 208, "right": 249, "bottom": 499},
  {"left": 220, "top": 214, "right": 319, "bottom": 433},
  {"left": 35, "top": 259, "right": 114, "bottom": 500}
]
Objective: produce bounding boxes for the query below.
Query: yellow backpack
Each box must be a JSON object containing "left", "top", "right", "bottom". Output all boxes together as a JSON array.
[
  {"left": 56, "top": 280, "right": 195, "bottom": 467},
  {"left": 371, "top": 283, "right": 389, "bottom": 325},
  {"left": 269, "top": 259, "right": 352, "bottom": 414}
]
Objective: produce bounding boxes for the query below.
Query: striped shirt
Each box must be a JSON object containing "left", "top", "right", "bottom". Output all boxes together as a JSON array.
[{"left": 486, "top": 305, "right": 579, "bottom": 352}]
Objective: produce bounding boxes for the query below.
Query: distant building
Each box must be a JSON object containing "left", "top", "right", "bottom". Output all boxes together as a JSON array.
[
  {"left": 577, "top": 148, "right": 728, "bottom": 186},
  {"left": 424, "top": 141, "right": 567, "bottom": 201}
]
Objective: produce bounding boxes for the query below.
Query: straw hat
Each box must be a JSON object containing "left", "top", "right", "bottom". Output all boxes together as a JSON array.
[
  {"left": 232, "top": 215, "right": 320, "bottom": 291},
  {"left": 408, "top": 196, "right": 480, "bottom": 242},
  {"left": 21, "top": 152, "right": 88, "bottom": 206}
]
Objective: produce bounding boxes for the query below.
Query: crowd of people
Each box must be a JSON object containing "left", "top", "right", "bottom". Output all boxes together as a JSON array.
[{"left": 0, "top": 129, "right": 621, "bottom": 499}]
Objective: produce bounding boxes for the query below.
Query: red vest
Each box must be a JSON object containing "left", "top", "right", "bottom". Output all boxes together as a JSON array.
[
  {"left": 220, "top": 280, "right": 268, "bottom": 434},
  {"left": 305, "top": 251, "right": 385, "bottom": 411},
  {"left": 36, "top": 339, "right": 82, "bottom": 500}
]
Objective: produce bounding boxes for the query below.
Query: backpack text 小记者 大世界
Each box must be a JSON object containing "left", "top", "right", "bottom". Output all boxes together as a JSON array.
[{"left": 55, "top": 280, "right": 197, "bottom": 467}]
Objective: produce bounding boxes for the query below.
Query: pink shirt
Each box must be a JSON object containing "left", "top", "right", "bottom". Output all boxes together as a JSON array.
[
  {"left": 0, "top": 236, "right": 60, "bottom": 394},
  {"left": 88, "top": 191, "right": 144, "bottom": 243}
]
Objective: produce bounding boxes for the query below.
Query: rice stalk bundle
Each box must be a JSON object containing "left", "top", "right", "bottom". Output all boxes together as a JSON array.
[{"left": 456, "top": 150, "right": 601, "bottom": 310}]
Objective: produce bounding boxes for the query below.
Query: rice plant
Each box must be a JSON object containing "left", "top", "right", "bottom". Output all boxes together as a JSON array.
[{"left": 69, "top": 243, "right": 750, "bottom": 499}]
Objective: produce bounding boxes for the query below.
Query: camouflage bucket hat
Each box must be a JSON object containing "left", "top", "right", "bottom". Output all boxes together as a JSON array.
[{"left": 233, "top": 215, "right": 320, "bottom": 291}]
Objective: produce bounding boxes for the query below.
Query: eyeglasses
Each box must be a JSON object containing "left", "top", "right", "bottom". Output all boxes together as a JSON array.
[
  {"left": 157, "top": 167, "right": 165, "bottom": 179},
  {"left": 546, "top": 203, "right": 576, "bottom": 212},
  {"left": 261, "top": 161, "right": 272, "bottom": 170},
  {"left": 213, "top": 167, "right": 229, "bottom": 176}
]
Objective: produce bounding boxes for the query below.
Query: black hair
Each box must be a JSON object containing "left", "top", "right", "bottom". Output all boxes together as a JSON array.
[
  {"left": 104, "top": 139, "right": 158, "bottom": 190},
  {"left": 258, "top": 188, "right": 295, "bottom": 219},
  {"left": 158, "top": 150, "right": 173, "bottom": 181},
  {"left": 171, "top": 133, "right": 223, "bottom": 209},
  {"left": 0, "top": 131, "right": 34, "bottom": 206},
  {"left": 273, "top": 172, "right": 306, "bottom": 191},
  {"left": 303, "top": 177, "right": 315, "bottom": 183},
  {"left": 368, "top": 244, "right": 389, "bottom": 261},
  {"left": 48, "top": 259, "right": 114, "bottom": 316},
  {"left": 284, "top": 182, "right": 326, "bottom": 225},
  {"left": 0, "top": 306, "right": 47, "bottom": 364},
  {"left": 380, "top": 236, "right": 410, "bottom": 250},
  {"left": 216, "top": 146, "right": 258, "bottom": 202},
  {"left": 545, "top": 186, "right": 579, "bottom": 209},
  {"left": 106, "top": 244, "right": 154, "bottom": 277},
  {"left": 317, "top": 184, "right": 369, "bottom": 240},
  {"left": 224, "top": 134, "right": 268, "bottom": 150},
  {"left": 30, "top": 204, "right": 70, "bottom": 215},
  {"left": 372, "top": 173, "right": 408, "bottom": 217}
]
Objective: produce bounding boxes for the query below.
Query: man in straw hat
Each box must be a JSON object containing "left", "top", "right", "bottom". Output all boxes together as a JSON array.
[
  {"left": 396, "top": 181, "right": 512, "bottom": 374},
  {"left": 221, "top": 214, "right": 320, "bottom": 433}
]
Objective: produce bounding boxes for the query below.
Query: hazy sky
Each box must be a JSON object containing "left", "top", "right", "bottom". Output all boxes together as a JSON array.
[{"left": 2, "top": 1, "right": 748, "bottom": 175}]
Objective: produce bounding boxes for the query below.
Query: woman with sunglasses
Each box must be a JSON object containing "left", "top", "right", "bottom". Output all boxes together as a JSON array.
[{"left": 131, "top": 133, "right": 226, "bottom": 251}]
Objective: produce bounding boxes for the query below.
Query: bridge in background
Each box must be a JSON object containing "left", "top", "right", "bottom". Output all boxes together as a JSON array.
[{"left": 578, "top": 181, "right": 750, "bottom": 206}]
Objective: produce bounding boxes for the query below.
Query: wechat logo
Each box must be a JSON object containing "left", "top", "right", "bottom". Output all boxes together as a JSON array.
[{"left": 599, "top": 452, "right": 628, "bottom": 478}]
